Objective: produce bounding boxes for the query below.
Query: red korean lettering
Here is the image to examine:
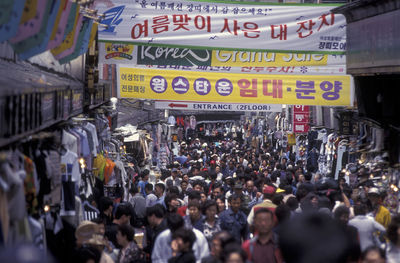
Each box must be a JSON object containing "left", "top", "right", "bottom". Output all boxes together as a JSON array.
[
  {"left": 152, "top": 15, "right": 169, "bottom": 34},
  {"left": 241, "top": 67, "right": 252, "bottom": 72},
  {"left": 238, "top": 79, "right": 257, "bottom": 97},
  {"left": 262, "top": 79, "right": 283, "bottom": 98},
  {"left": 194, "top": 15, "right": 211, "bottom": 32},
  {"left": 318, "top": 13, "right": 335, "bottom": 31},
  {"left": 242, "top": 22, "right": 260, "bottom": 38},
  {"left": 271, "top": 24, "right": 287, "bottom": 40},
  {"left": 220, "top": 19, "right": 240, "bottom": 35},
  {"left": 131, "top": 20, "right": 149, "bottom": 39},
  {"left": 296, "top": 20, "right": 316, "bottom": 38},
  {"left": 172, "top": 14, "right": 191, "bottom": 31}
]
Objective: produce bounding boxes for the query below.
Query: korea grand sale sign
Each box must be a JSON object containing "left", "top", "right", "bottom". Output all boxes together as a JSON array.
[
  {"left": 117, "top": 66, "right": 354, "bottom": 106},
  {"left": 95, "top": 0, "right": 346, "bottom": 54},
  {"left": 99, "top": 43, "right": 346, "bottom": 75}
]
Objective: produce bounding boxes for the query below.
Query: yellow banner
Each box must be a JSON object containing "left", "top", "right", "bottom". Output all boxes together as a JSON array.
[
  {"left": 118, "top": 67, "right": 353, "bottom": 106},
  {"left": 211, "top": 51, "right": 329, "bottom": 67}
]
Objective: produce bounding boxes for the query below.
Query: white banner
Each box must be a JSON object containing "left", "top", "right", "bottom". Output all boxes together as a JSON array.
[
  {"left": 155, "top": 100, "right": 282, "bottom": 112},
  {"left": 95, "top": 0, "right": 346, "bottom": 54}
]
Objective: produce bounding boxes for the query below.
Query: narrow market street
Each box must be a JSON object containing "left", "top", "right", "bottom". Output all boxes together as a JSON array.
[{"left": 0, "top": 0, "right": 399, "bottom": 263}]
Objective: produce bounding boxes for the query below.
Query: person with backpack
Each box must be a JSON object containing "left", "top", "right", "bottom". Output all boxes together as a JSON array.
[{"left": 242, "top": 208, "right": 283, "bottom": 263}]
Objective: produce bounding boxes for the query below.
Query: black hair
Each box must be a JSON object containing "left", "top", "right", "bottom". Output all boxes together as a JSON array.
[
  {"left": 188, "top": 199, "right": 201, "bottom": 210},
  {"left": 188, "top": 190, "right": 201, "bottom": 200},
  {"left": 167, "top": 213, "right": 184, "bottom": 232},
  {"left": 118, "top": 224, "right": 135, "bottom": 242},
  {"left": 228, "top": 193, "right": 241, "bottom": 202},
  {"left": 168, "top": 186, "right": 180, "bottom": 195},
  {"left": 202, "top": 199, "right": 217, "bottom": 214},
  {"left": 284, "top": 185, "right": 293, "bottom": 195},
  {"left": 334, "top": 206, "right": 350, "bottom": 220},
  {"left": 115, "top": 204, "right": 131, "bottom": 219},
  {"left": 165, "top": 192, "right": 178, "bottom": 209},
  {"left": 155, "top": 183, "right": 166, "bottom": 193},
  {"left": 215, "top": 194, "right": 225, "bottom": 203},
  {"left": 145, "top": 183, "right": 153, "bottom": 191},
  {"left": 212, "top": 182, "right": 223, "bottom": 190},
  {"left": 130, "top": 185, "right": 139, "bottom": 195},
  {"left": 275, "top": 204, "right": 291, "bottom": 223},
  {"left": 171, "top": 228, "right": 197, "bottom": 249},
  {"left": 91, "top": 217, "right": 106, "bottom": 225},
  {"left": 192, "top": 180, "right": 204, "bottom": 189},
  {"left": 286, "top": 196, "right": 299, "bottom": 211},
  {"left": 387, "top": 215, "right": 400, "bottom": 244},
  {"left": 141, "top": 169, "right": 150, "bottom": 176},
  {"left": 146, "top": 204, "right": 165, "bottom": 218},
  {"left": 278, "top": 212, "right": 354, "bottom": 263},
  {"left": 304, "top": 172, "right": 313, "bottom": 181},
  {"left": 222, "top": 243, "right": 247, "bottom": 263},
  {"left": 272, "top": 194, "right": 284, "bottom": 206},
  {"left": 353, "top": 204, "right": 367, "bottom": 216},
  {"left": 76, "top": 246, "right": 101, "bottom": 263},
  {"left": 99, "top": 196, "right": 113, "bottom": 214},
  {"left": 212, "top": 231, "right": 236, "bottom": 249},
  {"left": 208, "top": 170, "right": 217, "bottom": 180}
]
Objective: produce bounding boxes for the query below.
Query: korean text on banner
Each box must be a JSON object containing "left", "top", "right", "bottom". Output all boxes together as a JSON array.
[
  {"left": 95, "top": 0, "right": 346, "bottom": 54},
  {"left": 118, "top": 67, "right": 354, "bottom": 106}
]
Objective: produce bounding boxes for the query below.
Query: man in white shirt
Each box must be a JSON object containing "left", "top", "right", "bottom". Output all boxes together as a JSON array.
[
  {"left": 152, "top": 213, "right": 209, "bottom": 263},
  {"left": 348, "top": 204, "right": 386, "bottom": 251}
]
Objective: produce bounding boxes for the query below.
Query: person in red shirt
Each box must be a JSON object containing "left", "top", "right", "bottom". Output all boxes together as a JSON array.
[{"left": 242, "top": 208, "right": 283, "bottom": 263}]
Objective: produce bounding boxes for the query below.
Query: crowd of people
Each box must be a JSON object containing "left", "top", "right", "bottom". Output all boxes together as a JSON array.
[{"left": 73, "top": 137, "right": 400, "bottom": 263}]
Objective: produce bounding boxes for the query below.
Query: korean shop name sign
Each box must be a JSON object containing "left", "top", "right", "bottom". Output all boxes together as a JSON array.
[
  {"left": 95, "top": 0, "right": 346, "bottom": 54},
  {"left": 117, "top": 67, "right": 354, "bottom": 106}
]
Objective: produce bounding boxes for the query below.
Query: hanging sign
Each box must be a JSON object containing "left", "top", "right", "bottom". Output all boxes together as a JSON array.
[
  {"left": 47, "top": 0, "right": 72, "bottom": 50},
  {"left": 16, "top": 0, "right": 62, "bottom": 60},
  {"left": 95, "top": 0, "right": 346, "bottom": 54},
  {"left": 99, "top": 43, "right": 346, "bottom": 75},
  {"left": 118, "top": 66, "right": 354, "bottom": 106},
  {"left": 155, "top": 100, "right": 282, "bottom": 112},
  {"left": 10, "top": 0, "right": 48, "bottom": 44},
  {"left": 0, "top": 0, "right": 26, "bottom": 43},
  {"left": 293, "top": 105, "right": 310, "bottom": 133}
]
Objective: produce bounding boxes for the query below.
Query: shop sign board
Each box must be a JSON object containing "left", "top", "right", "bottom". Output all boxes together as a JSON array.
[
  {"left": 95, "top": 0, "right": 346, "bottom": 54},
  {"left": 117, "top": 66, "right": 354, "bottom": 106},
  {"left": 155, "top": 100, "right": 282, "bottom": 112},
  {"left": 99, "top": 43, "right": 346, "bottom": 75},
  {"left": 293, "top": 105, "right": 310, "bottom": 133}
]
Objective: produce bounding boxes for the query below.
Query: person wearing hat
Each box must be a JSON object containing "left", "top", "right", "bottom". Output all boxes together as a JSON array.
[
  {"left": 165, "top": 168, "right": 182, "bottom": 189},
  {"left": 368, "top": 187, "right": 392, "bottom": 228},
  {"left": 231, "top": 181, "right": 251, "bottom": 215},
  {"left": 247, "top": 185, "right": 277, "bottom": 225},
  {"left": 75, "top": 221, "right": 114, "bottom": 263}
]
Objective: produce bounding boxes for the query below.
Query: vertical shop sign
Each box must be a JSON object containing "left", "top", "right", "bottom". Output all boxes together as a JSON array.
[
  {"left": 293, "top": 105, "right": 310, "bottom": 133},
  {"left": 339, "top": 111, "right": 353, "bottom": 135}
]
